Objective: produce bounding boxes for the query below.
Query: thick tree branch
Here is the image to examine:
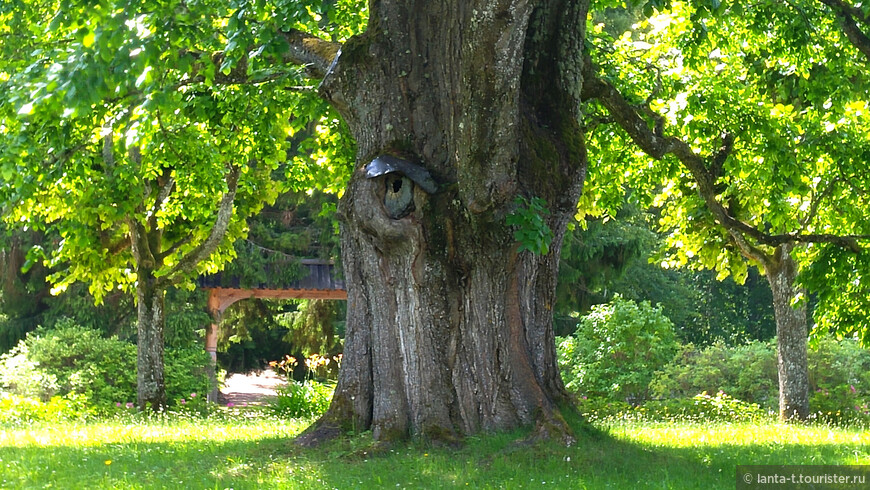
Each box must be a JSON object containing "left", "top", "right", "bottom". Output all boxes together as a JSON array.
[
  {"left": 800, "top": 177, "right": 839, "bottom": 227},
  {"left": 127, "top": 146, "right": 158, "bottom": 270},
  {"left": 583, "top": 72, "right": 869, "bottom": 254},
  {"left": 818, "top": 0, "right": 870, "bottom": 61},
  {"left": 278, "top": 29, "right": 341, "bottom": 79},
  {"left": 158, "top": 164, "right": 241, "bottom": 287},
  {"left": 174, "top": 30, "right": 339, "bottom": 88},
  {"left": 727, "top": 229, "right": 773, "bottom": 268}
]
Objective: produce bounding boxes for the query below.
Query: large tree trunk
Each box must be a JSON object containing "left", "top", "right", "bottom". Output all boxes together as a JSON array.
[
  {"left": 301, "top": 0, "right": 589, "bottom": 443},
  {"left": 136, "top": 271, "right": 167, "bottom": 410},
  {"left": 764, "top": 244, "right": 810, "bottom": 421}
]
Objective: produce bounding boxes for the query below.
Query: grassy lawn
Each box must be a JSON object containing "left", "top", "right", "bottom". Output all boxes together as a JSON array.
[{"left": 1, "top": 411, "right": 868, "bottom": 489}]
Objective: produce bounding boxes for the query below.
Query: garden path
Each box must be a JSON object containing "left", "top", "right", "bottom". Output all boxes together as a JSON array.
[{"left": 221, "top": 369, "right": 287, "bottom": 407}]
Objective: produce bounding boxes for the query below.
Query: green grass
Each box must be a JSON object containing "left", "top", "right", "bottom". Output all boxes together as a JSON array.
[{"left": 1, "top": 411, "right": 868, "bottom": 489}]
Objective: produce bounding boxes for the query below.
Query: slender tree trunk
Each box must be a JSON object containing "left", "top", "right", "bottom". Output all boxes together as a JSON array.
[
  {"left": 300, "top": 0, "right": 589, "bottom": 444},
  {"left": 136, "top": 271, "right": 167, "bottom": 410},
  {"left": 764, "top": 244, "right": 809, "bottom": 421}
]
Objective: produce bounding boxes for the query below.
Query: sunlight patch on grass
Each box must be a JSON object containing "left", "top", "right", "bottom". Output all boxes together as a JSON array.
[
  {"left": 2, "top": 415, "right": 870, "bottom": 488},
  {"left": 608, "top": 421, "right": 870, "bottom": 449}
]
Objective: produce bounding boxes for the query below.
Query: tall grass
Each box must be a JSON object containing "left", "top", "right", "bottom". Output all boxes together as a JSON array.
[{"left": 1, "top": 410, "right": 868, "bottom": 489}]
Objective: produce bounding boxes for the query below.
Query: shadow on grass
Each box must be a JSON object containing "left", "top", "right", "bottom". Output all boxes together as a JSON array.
[{"left": 0, "top": 418, "right": 866, "bottom": 489}]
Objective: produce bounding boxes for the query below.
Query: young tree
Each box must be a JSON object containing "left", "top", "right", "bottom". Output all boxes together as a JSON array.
[
  {"left": 0, "top": 1, "right": 348, "bottom": 408},
  {"left": 581, "top": 0, "right": 870, "bottom": 420}
]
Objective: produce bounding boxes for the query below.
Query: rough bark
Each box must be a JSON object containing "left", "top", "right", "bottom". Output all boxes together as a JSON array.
[
  {"left": 127, "top": 147, "right": 241, "bottom": 410},
  {"left": 298, "top": 0, "right": 590, "bottom": 444},
  {"left": 135, "top": 271, "right": 167, "bottom": 410},
  {"left": 764, "top": 244, "right": 810, "bottom": 421}
]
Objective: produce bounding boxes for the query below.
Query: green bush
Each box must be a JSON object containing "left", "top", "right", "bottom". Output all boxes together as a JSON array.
[
  {"left": 269, "top": 380, "right": 333, "bottom": 418},
  {"left": 0, "top": 342, "right": 59, "bottom": 401},
  {"left": 576, "top": 392, "right": 767, "bottom": 423},
  {"left": 645, "top": 392, "right": 767, "bottom": 422},
  {"left": 164, "top": 347, "right": 212, "bottom": 410},
  {"left": 0, "top": 393, "right": 89, "bottom": 425},
  {"left": 557, "top": 296, "right": 679, "bottom": 403},
  {"left": 651, "top": 337, "right": 870, "bottom": 422},
  {"left": 0, "top": 319, "right": 210, "bottom": 411},
  {"left": 650, "top": 340, "right": 778, "bottom": 409},
  {"left": 22, "top": 320, "right": 139, "bottom": 406}
]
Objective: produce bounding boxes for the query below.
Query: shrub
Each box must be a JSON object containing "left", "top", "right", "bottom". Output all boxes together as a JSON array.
[
  {"left": 0, "top": 342, "right": 59, "bottom": 401},
  {"left": 650, "top": 340, "right": 778, "bottom": 409},
  {"left": 644, "top": 392, "right": 767, "bottom": 422},
  {"left": 269, "top": 380, "right": 333, "bottom": 418},
  {"left": 557, "top": 296, "right": 679, "bottom": 403},
  {"left": 652, "top": 336, "right": 870, "bottom": 422},
  {"left": 0, "top": 393, "right": 90, "bottom": 425},
  {"left": 164, "top": 347, "right": 212, "bottom": 410},
  {"left": 576, "top": 392, "right": 768, "bottom": 423},
  {"left": 0, "top": 319, "right": 210, "bottom": 411}
]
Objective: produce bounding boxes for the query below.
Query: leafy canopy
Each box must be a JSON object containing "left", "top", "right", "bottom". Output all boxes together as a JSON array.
[
  {"left": 0, "top": 0, "right": 365, "bottom": 299},
  {"left": 583, "top": 0, "right": 870, "bottom": 335}
]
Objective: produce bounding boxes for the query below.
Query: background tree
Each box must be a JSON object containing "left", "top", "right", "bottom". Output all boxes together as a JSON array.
[
  {"left": 0, "top": 0, "right": 350, "bottom": 408},
  {"left": 582, "top": 0, "right": 870, "bottom": 419}
]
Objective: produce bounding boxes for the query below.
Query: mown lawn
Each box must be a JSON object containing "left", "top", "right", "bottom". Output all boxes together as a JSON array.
[{"left": 1, "top": 411, "right": 868, "bottom": 489}]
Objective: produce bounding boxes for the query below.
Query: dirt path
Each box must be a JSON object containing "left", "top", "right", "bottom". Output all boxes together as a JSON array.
[{"left": 221, "top": 369, "right": 287, "bottom": 407}]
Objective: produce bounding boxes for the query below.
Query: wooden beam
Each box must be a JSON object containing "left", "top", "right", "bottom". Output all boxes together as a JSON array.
[{"left": 204, "top": 286, "right": 347, "bottom": 314}]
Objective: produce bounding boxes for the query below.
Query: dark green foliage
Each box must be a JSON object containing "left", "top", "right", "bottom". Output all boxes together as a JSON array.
[
  {"left": 0, "top": 320, "right": 210, "bottom": 410},
  {"left": 217, "top": 301, "right": 297, "bottom": 373},
  {"left": 556, "top": 205, "right": 653, "bottom": 327},
  {"left": 650, "top": 341, "right": 779, "bottom": 409},
  {"left": 163, "top": 287, "right": 211, "bottom": 350},
  {"left": 555, "top": 203, "right": 776, "bottom": 344},
  {"left": 652, "top": 337, "right": 870, "bottom": 421},
  {"left": 277, "top": 299, "right": 344, "bottom": 358},
  {"left": 557, "top": 296, "right": 679, "bottom": 403},
  {"left": 0, "top": 228, "right": 53, "bottom": 352}
]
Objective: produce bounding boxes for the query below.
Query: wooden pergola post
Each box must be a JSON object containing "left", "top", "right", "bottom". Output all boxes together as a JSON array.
[
  {"left": 199, "top": 259, "right": 347, "bottom": 404},
  {"left": 206, "top": 289, "right": 221, "bottom": 403}
]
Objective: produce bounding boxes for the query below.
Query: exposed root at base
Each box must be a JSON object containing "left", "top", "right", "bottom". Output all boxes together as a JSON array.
[
  {"left": 294, "top": 423, "right": 343, "bottom": 448},
  {"left": 520, "top": 410, "right": 577, "bottom": 447}
]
